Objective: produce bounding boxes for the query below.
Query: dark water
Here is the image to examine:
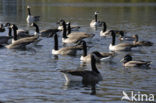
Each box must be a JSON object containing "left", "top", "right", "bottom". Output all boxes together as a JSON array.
[{"left": 0, "top": 0, "right": 156, "bottom": 103}]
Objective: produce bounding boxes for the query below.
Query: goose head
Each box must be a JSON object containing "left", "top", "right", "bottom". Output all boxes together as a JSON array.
[
  {"left": 92, "top": 51, "right": 103, "bottom": 58},
  {"left": 94, "top": 11, "right": 99, "bottom": 15},
  {"left": 94, "top": 11, "right": 99, "bottom": 22},
  {"left": 11, "top": 24, "right": 18, "bottom": 31},
  {"left": 59, "top": 20, "right": 67, "bottom": 38},
  {"left": 120, "top": 54, "right": 132, "bottom": 64},
  {"left": 27, "top": 5, "right": 31, "bottom": 15},
  {"left": 5, "top": 23, "right": 11, "bottom": 27}
]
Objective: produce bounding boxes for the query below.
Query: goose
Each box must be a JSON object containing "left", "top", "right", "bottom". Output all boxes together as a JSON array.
[
  {"left": 60, "top": 52, "right": 103, "bottom": 83},
  {"left": 100, "top": 22, "right": 111, "bottom": 36},
  {"left": 90, "top": 11, "right": 102, "bottom": 27},
  {"left": 109, "top": 30, "right": 137, "bottom": 51},
  {"left": 60, "top": 20, "right": 94, "bottom": 44},
  {"left": 66, "top": 22, "right": 95, "bottom": 38},
  {"left": 52, "top": 33, "right": 83, "bottom": 55},
  {"left": 100, "top": 22, "right": 122, "bottom": 37},
  {"left": 0, "top": 24, "right": 5, "bottom": 32},
  {"left": 120, "top": 54, "right": 151, "bottom": 67},
  {"left": 0, "top": 26, "right": 12, "bottom": 44},
  {"left": 31, "top": 23, "right": 59, "bottom": 37},
  {"left": 26, "top": 5, "right": 40, "bottom": 25},
  {"left": 5, "top": 23, "right": 30, "bottom": 38},
  {"left": 6, "top": 24, "right": 40, "bottom": 49},
  {"left": 132, "top": 34, "right": 153, "bottom": 46},
  {"left": 119, "top": 31, "right": 135, "bottom": 41},
  {"left": 79, "top": 40, "right": 115, "bottom": 62},
  {"left": 5, "top": 34, "right": 39, "bottom": 49},
  {"left": 10, "top": 24, "right": 33, "bottom": 43}
]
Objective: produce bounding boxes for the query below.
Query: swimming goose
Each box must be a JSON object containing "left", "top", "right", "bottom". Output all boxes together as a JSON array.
[
  {"left": 26, "top": 5, "right": 40, "bottom": 25},
  {"left": 60, "top": 20, "right": 94, "bottom": 44},
  {"left": 120, "top": 54, "right": 151, "bottom": 67},
  {"left": 31, "top": 23, "right": 59, "bottom": 37},
  {"left": 5, "top": 23, "right": 30, "bottom": 38},
  {"left": 109, "top": 30, "right": 137, "bottom": 51},
  {"left": 100, "top": 22, "right": 122, "bottom": 37},
  {"left": 132, "top": 34, "right": 153, "bottom": 46},
  {"left": 90, "top": 12, "right": 102, "bottom": 27},
  {"left": 0, "top": 24, "right": 5, "bottom": 32},
  {"left": 60, "top": 52, "right": 103, "bottom": 83},
  {"left": 100, "top": 22, "right": 111, "bottom": 36},
  {"left": 5, "top": 24, "right": 39, "bottom": 49},
  {"left": 119, "top": 31, "right": 135, "bottom": 41},
  {"left": 10, "top": 24, "right": 33, "bottom": 43},
  {"left": 67, "top": 22, "right": 95, "bottom": 38},
  {"left": 5, "top": 34, "right": 39, "bottom": 49},
  {"left": 52, "top": 34, "right": 82, "bottom": 55},
  {"left": 79, "top": 40, "right": 115, "bottom": 62}
]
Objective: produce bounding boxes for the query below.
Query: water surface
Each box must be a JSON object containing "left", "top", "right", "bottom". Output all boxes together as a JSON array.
[{"left": 0, "top": 0, "right": 156, "bottom": 103}]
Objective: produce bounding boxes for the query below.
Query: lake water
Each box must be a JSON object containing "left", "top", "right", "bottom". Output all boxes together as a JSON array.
[{"left": 0, "top": 0, "right": 156, "bottom": 103}]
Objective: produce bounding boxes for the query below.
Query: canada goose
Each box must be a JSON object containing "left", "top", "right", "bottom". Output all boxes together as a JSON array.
[
  {"left": 109, "top": 30, "right": 137, "bottom": 51},
  {"left": 5, "top": 24, "right": 39, "bottom": 49},
  {"left": 60, "top": 52, "right": 103, "bottom": 83},
  {"left": 100, "top": 22, "right": 122, "bottom": 37},
  {"left": 26, "top": 5, "right": 40, "bottom": 25},
  {"left": 60, "top": 20, "right": 94, "bottom": 44},
  {"left": 132, "top": 34, "right": 153, "bottom": 46},
  {"left": 5, "top": 23, "right": 30, "bottom": 38},
  {"left": 90, "top": 12, "right": 102, "bottom": 27},
  {"left": 0, "top": 24, "right": 5, "bottom": 32},
  {"left": 100, "top": 22, "right": 111, "bottom": 36},
  {"left": 120, "top": 54, "right": 151, "bottom": 67},
  {"left": 0, "top": 27, "right": 12, "bottom": 44},
  {"left": 67, "top": 22, "right": 95, "bottom": 38},
  {"left": 52, "top": 34, "right": 82, "bottom": 55},
  {"left": 5, "top": 35, "right": 39, "bottom": 49},
  {"left": 10, "top": 24, "right": 33, "bottom": 43},
  {"left": 31, "top": 23, "right": 59, "bottom": 37},
  {"left": 119, "top": 31, "right": 135, "bottom": 41},
  {"left": 79, "top": 40, "right": 115, "bottom": 62}
]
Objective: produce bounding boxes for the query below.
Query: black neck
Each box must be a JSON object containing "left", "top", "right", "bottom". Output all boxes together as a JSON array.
[
  {"left": 135, "top": 35, "right": 138, "bottom": 42},
  {"left": 111, "top": 31, "right": 116, "bottom": 45},
  {"left": 95, "top": 14, "right": 97, "bottom": 22},
  {"left": 62, "top": 22, "right": 67, "bottom": 38},
  {"left": 34, "top": 24, "right": 39, "bottom": 33},
  {"left": 13, "top": 28, "right": 17, "bottom": 40},
  {"left": 102, "top": 22, "right": 106, "bottom": 32},
  {"left": 8, "top": 27, "right": 12, "bottom": 37},
  {"left": 82, "top": 42, "right": 87, "bottom": 57},
  {"left": 28, "top": 8, "right": 31, "bottom": 15},
  {"left": 54, "top": 34, "right": 58, "bottom": 50},
  {"left": 67, "top": 23, "right": 71, "bottom": 34},
  {"left": 91, "top": 54, "right": 99, "bottom": 73}
]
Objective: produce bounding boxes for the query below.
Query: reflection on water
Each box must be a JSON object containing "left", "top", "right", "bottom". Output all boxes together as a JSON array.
[{"left": 0, "top": 0, "right": 156, "bottom": 103}]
